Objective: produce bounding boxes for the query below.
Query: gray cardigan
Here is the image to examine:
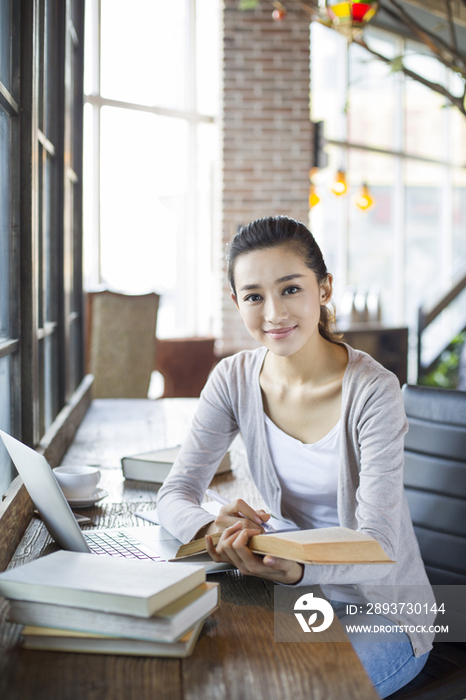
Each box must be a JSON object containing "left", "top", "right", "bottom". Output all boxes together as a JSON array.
[{"left": 157, "top": 344, "right": 436, "bottom": 656}]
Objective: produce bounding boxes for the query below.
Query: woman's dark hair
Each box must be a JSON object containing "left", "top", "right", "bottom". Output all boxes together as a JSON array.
[{"left": 226, "top": 215, "right": 342, "bottom": 344}]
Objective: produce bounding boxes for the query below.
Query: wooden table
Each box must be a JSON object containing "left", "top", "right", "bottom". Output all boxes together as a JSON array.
[{"left": 0, "top": 399, "right": 379, "bottom": 700}]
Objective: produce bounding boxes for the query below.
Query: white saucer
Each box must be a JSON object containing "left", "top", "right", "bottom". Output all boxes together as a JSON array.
[{"left": 66, "top": 488, "right": 108, "bottom": 508}]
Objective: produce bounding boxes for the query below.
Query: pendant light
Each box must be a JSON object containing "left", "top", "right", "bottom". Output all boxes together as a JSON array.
[
  {"left": 319, "top": 0, "right": 379, "bottom": 42},
  {"left": 355, "top": 182, "right": 375, "bottom": 210},
  {"left": 309, "top": 176, "right": 320, "bottom": 207},
  {"left": 331, "top": 169, "right": 348, "bottom": 196}
]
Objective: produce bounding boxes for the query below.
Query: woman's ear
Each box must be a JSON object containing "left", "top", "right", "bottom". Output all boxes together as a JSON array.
[
  {"left": 319, "top": 274, "right": 333, "bottom": 305},
  {"left": 231, "top": 291, "right": 239, "bottom": 309}
]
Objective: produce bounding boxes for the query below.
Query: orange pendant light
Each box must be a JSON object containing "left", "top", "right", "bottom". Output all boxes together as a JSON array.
[
  {"left": 331, "top": 170, "right": 348, "bottom": 196},
  {"left": 355, "top": 182, "right": 375, "bottom": 210}
]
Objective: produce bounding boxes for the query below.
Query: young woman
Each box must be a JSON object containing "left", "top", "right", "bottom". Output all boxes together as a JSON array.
[{"left": 157, "top": 216, "right": 435, "bottom": 698}]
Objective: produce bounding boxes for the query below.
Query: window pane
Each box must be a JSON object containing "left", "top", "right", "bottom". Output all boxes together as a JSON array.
[
  {"left": 196, "top": 0, "right": 221, "bottom": 116},
  {"left": 404, "top": 162, "right": 443, "bottom": 327},
  {"left": 100, "top": 0, "right": 188, "bottom": 109},
  {"left": 310, "top": 145, "right": 344, "bottom": 296},
  {"left": 453, "top": 178, "right": 466, "bottom": 264},
  {"left": 310, "top": 22, "right": 346, "bottom": 140},
  {"left": 44, "top": 334, "right": 57, "bottom": 430},
  {"left": 0, "top": 355, "right": 13, "bottom": 497},
  {"left": 44, "top": 155, "right": 58, "bottom": 322},
  {"left": 450, "top": 105, "right": 466, "bottom": 168},
  {"left": 347, "top": 152, "right": 396, "bottom": 324},
  {"left": 421, "top": 287, "right": 466, "bottom": 370},
  {"left": 39, "top": 332, "right": 64, "bottom": 433},
  {"left": 404, "top": 46, "right": 446, "bottom": 160},
  {"left": 83, "top": 102, "right": 99, "bottom": 288},
  {"left": 67, "top": 318, "right": 80, "bottom": 405},
  {"left": 0, "top": 108, "right": 10, "bottom": 339},
  {"left": 83, "top": 0, "right": 95, "bottom": 95},
  {"left": 99, "top": 107, "right": 189, "bottom": 335},
  {"left": 38, "top": 143, "right": 45, "bottom": 329},
  {"left": 44, "top": 0, "right": 58, "bottom": 141},
  {"left": 348, "top": 30, "right": 398, "bottom": 150},
  {"left": 0, "top": 0, "right": 11, "bottom": 92},
  {"left": 195, "top": 121, "right": 219, "bottom": 336}
]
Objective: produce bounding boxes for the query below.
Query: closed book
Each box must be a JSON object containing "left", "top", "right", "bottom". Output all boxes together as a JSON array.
[
  {"left": 121, "top": 446, "right": 231, "bottom": 483},
  {"left": 174, "top": 526, "right": 395, "bottom": 565},
  {"left": 21, "top": 618, "right": 206, "bottom": 657},
  {"left": 0, "top": 550, "right": 205, "bottom": 617},
  {"left": 8, "top": 581, "right": 219, "bottom": 643}
]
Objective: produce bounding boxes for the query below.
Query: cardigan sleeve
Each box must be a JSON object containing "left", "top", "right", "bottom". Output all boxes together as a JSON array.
[
  {"left": 283, "top": 368, "right": 409, "bottom": 587},
  {"left": 157, "top": 359, "right": 240, "bottom": 544}
]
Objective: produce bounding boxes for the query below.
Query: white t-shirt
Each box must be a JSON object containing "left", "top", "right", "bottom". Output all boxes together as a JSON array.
[
  {"left": 264, "top": 412, "right": 341, "bottom": 530},
  {"left": 264, "top": 412, "right": 364, "bottom": 604}
]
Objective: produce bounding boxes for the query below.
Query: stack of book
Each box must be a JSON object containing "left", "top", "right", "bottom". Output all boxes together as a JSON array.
[{"left": 0, "top": 551, "right": 219, "bottom": 657}]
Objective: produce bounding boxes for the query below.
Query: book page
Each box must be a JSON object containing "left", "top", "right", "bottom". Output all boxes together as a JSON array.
[
  {"left": 131, "top": 446, "right": 180, "bottom": 462},
  {"left": 267, "top": 527, "right": 374, "bottom": 544}
]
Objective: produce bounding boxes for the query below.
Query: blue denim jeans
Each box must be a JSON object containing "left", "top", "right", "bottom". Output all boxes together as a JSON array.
[{"left": 331, "top": 601, "right": 430, "bottom": 699}]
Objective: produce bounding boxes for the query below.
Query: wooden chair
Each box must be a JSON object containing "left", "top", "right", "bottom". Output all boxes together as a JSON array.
[
  {"left": 86, "top": 290, "right": 159, "bottom": 398},
  {"left": 154, "top": 337, "right": 217, "bottom": 398},
  {"left": 387, "top": 385, "right": 466, "bottom": 700}
]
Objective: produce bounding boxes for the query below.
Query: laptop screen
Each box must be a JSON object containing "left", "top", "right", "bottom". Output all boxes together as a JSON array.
[{"left": 0, "top": 430, "right": 90, "bottom": 553}]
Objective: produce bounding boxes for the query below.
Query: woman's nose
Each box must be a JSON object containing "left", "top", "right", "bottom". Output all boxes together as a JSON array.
[{"left": 264, "top": 297, "right": 288, "bottom": 324}]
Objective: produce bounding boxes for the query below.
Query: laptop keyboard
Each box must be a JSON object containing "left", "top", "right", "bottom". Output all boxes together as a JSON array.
[{"left": 84, "top": 530, "right": 166, "bottom": 561}]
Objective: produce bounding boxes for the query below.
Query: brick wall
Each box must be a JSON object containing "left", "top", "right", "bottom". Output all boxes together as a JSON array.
[{"left": 220, "top": 0, "right": 313, "bottom": 354}]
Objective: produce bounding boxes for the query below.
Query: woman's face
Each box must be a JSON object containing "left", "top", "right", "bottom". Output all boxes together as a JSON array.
[{"left": 231, "top": 244, "right": 332, "bottom": 358}]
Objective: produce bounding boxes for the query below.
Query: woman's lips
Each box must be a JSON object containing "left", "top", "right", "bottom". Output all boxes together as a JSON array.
[{"left": 265, "top": 326, "right": 297, "bottom": 339}]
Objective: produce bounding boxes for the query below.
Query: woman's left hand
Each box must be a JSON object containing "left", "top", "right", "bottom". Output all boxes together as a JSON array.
[{"left": 206, "top": 521, "right": 304, "bottom": 585}]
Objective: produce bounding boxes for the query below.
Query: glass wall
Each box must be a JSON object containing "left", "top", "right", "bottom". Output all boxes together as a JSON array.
[
  {"left": 347, "top": 152, "right": 396, "bottom": 325},
  {"left": 404, "top": 162, "right": 442, "bottom": 328},
  {"left": 310, "top": 22, "right": 466, "bottom": 380},
  {"left": 347, "top": 33, "right": 398, "bottom": 151}
]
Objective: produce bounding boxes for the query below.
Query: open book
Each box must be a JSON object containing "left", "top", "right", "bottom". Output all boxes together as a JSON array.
[{"left": 174, "top": 526, "right": 395, "bottom": 565}]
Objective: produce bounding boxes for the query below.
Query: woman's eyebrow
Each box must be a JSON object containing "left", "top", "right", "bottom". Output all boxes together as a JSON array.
[
  {"left": 275, "top": 273, "right": 305, "bottom": 284},
  {"left": 239, "top": 273, "right": 304, "bottom": 293},
  {"left": 239, "top": 283, "right": 262, "bottom": 292}
]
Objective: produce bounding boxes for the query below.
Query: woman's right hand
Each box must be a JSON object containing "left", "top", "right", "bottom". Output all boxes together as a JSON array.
[{"left": 197, "top": 498, "right": 271, "bottom": 538}]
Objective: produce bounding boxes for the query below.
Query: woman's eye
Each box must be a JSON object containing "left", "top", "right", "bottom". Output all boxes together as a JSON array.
[
  {"left": 283, "top": 286, "right": 300, "bottom": 295},
  {"left": 244, "top": 294, "right": 262, "bottom": 303}
]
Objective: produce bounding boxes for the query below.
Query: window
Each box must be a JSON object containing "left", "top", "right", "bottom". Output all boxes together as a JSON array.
[
  {"left": 0, "top": 0, "right": 85, "bottom": 497},
  {"left": 83, "top": 0, "right": 221, "bottom": 339},
  {"left": 310, "top": 23, "right": 466, "bottom": 379},
  {"left": 0, "top": 0, "right": 20, "bottom": 495}
]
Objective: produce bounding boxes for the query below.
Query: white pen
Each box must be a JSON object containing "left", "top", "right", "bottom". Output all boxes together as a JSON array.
[{"left": 205, "top": 489, "right": 276, "bottom": 533}]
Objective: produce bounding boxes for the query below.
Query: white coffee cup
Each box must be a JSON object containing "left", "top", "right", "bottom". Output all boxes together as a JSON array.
[{"left": 53, "top": 466, "right": 101, "bottom": 499}]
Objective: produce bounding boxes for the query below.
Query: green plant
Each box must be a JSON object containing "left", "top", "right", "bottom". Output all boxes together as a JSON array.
[{"left": 419, "top": 332, "right": 466, "bottom": 388}]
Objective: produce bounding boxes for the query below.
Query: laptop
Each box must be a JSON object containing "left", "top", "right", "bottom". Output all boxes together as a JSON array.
[{"left": 0, "top": 430, "right": 231, "bottom": 573}]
